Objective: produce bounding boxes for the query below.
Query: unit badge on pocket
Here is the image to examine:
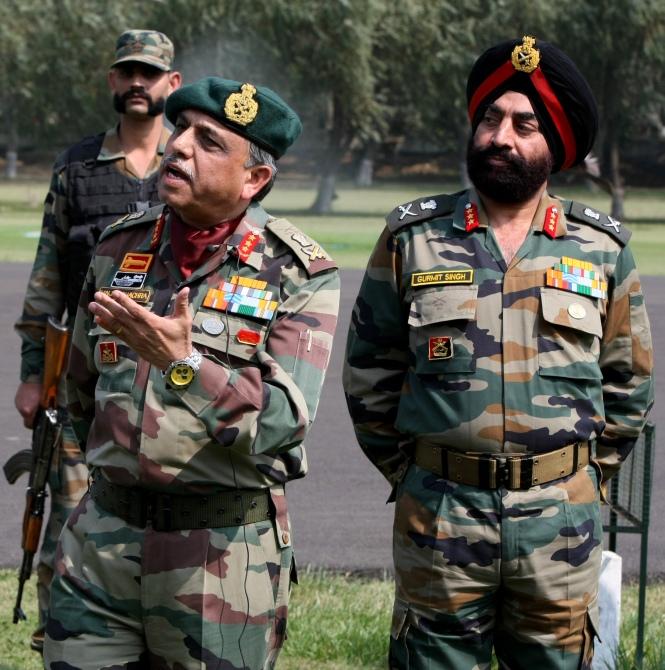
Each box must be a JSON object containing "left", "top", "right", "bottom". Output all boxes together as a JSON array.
[{"left": 428, "top": 336, "right": 453, "bottom": 360}]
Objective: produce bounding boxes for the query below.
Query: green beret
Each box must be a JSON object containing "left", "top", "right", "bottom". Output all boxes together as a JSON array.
[{"left": 165, "top": 77, "right": 302, "bottom": 158}]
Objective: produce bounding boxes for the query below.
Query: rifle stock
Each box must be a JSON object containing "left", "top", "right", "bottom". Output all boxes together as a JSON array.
[{"left": 10, "top": 316, "right": 69, "bottom": 624}]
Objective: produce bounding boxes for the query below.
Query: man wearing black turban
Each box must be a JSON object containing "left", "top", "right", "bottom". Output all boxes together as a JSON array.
[{"left": 344, "top": 35, "right": 653, "bottom": 669}]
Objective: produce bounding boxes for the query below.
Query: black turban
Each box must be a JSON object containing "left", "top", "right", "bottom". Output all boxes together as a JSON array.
[{"left": 466, "top": 36, "right": 598, "bottom": 173}]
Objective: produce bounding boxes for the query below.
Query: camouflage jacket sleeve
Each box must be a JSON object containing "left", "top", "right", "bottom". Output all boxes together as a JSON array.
[
  {"left": 596, "top": 243, "right": 654, "bottom": 482},
  {"left": 65, "top": 255, "right": 98, "bottom": 447},
  {"left": 14, "top": 158, "right": 68, "bottom": 382},
  {"left": 343, "top": 226, "right": 411, "bottom": 483}
]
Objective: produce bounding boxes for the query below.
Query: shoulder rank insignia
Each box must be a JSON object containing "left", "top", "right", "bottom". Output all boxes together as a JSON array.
[
  {"left": 543, "top": 205, "right": 560, "bottom": 238},
  {"left": 386, "top": 193, "right": 460, "bottom": 232},
  {"left": 99, "top": 204, "right": 165, "bottom": 243},
  {"left": 464, "top": 202, "right": 480, "bottom": 232},
  {"left": 266, "top": 219, "right": 337, "bottom": 276},
  {"left": 564, "top": 200, "right": 631, "bottom": 246}
]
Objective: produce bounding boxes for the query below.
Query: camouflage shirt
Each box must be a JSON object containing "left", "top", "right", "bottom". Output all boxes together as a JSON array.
[
  {"left": 66, "top": 203, "right": 339, "bottom": 494},
  {"left": 15, "top": 126, "right": 170, "bottom": 382},
  {"left": 344, "top": 189, "right": 653, "bottom": 484}
]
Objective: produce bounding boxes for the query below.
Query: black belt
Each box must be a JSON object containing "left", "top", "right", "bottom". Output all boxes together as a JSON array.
[
  {"left": 414, "top": 442, "right": 589, "bottom": 490},
  {"left": 89, "top": 470, "right": 272, "bottom": 531}
]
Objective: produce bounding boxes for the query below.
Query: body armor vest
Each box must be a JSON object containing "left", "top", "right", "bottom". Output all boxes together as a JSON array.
[{"left": 61, "top": 133, "right": 161, "bottom": 321}]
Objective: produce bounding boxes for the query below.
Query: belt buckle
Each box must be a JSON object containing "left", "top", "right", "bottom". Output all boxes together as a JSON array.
[
  {"left": 495, "top": 458, "right": 510, "bottom": 488},
  {"left": 147, "top": 492, "right": 173, "bottom": 531},
  {"left": 494, "top": 456, "right": 515, "bottom": 489}
]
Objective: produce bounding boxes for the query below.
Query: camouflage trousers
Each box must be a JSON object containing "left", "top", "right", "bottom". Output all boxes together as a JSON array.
[
  {"left": 389, "top": 463, "right": 602, "bottom": 670},
  {"left": 37, "top": 430, "right": 89, "bottom": 631},
  {"left": 44, "top": 492, "right": 293, "bottom": 669}
]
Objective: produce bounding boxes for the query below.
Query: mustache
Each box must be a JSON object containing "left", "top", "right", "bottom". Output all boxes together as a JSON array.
[
  {"left": 472, "top": 144, "right": 527, "bottom": 170},
  {"left": 162, "top": 154, "right": 195, "bottom": 181},
  {"left": 121, "top": 86, "right": 152, "bottom": 103}
]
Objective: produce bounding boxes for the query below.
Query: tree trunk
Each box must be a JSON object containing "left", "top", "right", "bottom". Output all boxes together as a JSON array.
[
  {"left": 609, "top": 139, "right": 625, "bottom": 220},
  {"left": 310, "top": 173, "right": 338, "bottom": 214},
  {"left": 355, "top": 143, "right": 375, "bottom": 187},
  {"left": 458, "top": 133, "right": 470, "bottom": 189},
  {"left": 5, "top": 108, "right": 18, "bottom": 179},
  {"left": 309, "top": 95, "right": 347, "bottom": 215}
]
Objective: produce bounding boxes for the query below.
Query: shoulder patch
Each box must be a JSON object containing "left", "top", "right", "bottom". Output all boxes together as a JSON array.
[
  {"left": 386, "top": 192, "right": 460, "bottom": 232},
  {"left": 98, "top": 204, "right": 164, "bottom": 243},
  {"left": 266, "top": 219, "right": 338, "bottom": 277},
  {"left": 564, "top": 200, "right": 631, "bottom": 246}
]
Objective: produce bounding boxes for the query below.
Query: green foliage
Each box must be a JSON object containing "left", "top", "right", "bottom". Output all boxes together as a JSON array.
[
  {"left": 552, "top": 0, "right": 665, "bottom": 160},
  {"left": 0, "top": 0, "right": 147, "bottom": 148},
  {"left": 2, "top": 1, "right": 664, "bottom": 213}
]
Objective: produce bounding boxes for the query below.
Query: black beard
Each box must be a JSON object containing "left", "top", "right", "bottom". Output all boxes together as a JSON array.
[
  {"left": 113, "top": 89, "right": 165, "bottom": 118},
  {"left": 466, "top": 137, "right": 552, "bottom": 204}
]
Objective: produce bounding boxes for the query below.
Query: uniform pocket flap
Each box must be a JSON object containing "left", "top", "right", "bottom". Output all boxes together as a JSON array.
[
  {"left": 192, "top": 309, "right": 268, "bottom": 362},
  {"left": 88, "top": 324, "right": 112, "bottom": 337},
  {"left": 408, "top": 285, "right": 478, "bottom": 327},
  {"left": 541, "top": 288, "right": 602, "bottom": 338}
]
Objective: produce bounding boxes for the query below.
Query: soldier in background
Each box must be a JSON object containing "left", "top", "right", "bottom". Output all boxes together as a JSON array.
[
  {"left": 344, "top": 36, "right": 653, "bottom": 669},
  {"left": 13, "top": 29, "right": 180, "bottom": 652},
  {"left": 44, "top": 76, "right": 339, "bottom": 669}
]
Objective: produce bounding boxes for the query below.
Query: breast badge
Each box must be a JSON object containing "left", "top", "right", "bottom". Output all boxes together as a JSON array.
[
  {"left": 428, "top": 336, "right": 453, "bottom": 360},
  {"left": 99, "top": 341, "right": 118, "bottom": 364}
]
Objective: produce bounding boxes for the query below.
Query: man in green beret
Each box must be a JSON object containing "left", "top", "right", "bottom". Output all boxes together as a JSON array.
[
  {"left": 43, "top": 77, "right": 340, "bottom": 670},
  {"left": 12, "top": 28, "right": 180, "bottom": 654}
]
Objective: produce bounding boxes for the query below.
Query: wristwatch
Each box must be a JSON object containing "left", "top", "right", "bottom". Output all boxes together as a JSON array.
[{"left": 163, "top": 348, "right": 203, "bottom": 388}]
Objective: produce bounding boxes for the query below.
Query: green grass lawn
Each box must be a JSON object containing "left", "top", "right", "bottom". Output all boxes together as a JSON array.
[
  {"left": 2, "top": 179, "right": 665, "bottom": 272},
  {"left": 1, "top": 568, "right": 663, "bottom": 669}
]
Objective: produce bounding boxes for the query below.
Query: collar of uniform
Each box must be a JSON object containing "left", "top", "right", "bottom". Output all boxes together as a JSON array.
[
  {"left": 156, "top": 126, "right": 170, "bottom": 156},
  {"left": 227, "top": 203, "right": 270, "bottom": 271},
  {"left": 452, "top": 188, "right": 489, "bottom": 232},
  {"left": 97, "top": 126, "right": 124, "bottom": 162},
  {"left": 97, "top": 125, "right": 170, "bottom": 163},
  {"left": 533, "top": 192, "right": 568, "bottom": 238}
]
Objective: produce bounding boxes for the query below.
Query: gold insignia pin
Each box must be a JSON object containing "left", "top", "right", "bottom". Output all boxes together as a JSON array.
[
  {"left": 224, "top": 83, "right": 259, "bottom": 126},
  {"left": 511, "top": 35, "right": 540, "bottom": 73}
]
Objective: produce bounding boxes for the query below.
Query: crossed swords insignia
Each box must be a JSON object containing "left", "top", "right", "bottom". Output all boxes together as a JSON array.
[
  {"left": 398, "top": 199, "right": 437, "bottom": 220},
  {"left": 604, "top": 216, "right": 621, "bottom": 233}
]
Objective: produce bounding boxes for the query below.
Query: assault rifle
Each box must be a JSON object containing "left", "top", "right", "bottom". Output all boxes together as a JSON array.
[{"left": 3, "top": 317, "right": 69, "bottom": 624}]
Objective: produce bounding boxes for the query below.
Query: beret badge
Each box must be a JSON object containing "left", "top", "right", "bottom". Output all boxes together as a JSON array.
[
  {"left": 511, "top": 35, "right": 540, "bottom": 73},
  {"left": 224, "top": 83, "right": 259, "bottom": 126}
]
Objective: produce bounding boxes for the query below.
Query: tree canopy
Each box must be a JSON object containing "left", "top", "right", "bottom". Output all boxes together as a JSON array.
[{"left": 2, "top": 0, "right": 664, "bottom": 213}]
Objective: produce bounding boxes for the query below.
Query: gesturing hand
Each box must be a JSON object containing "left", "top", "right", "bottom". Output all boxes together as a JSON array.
[{"left": 89, "top": 287, "right": 193, "bottom": 370}]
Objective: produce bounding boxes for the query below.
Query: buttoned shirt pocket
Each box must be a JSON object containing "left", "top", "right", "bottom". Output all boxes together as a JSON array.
[
  {"left": 408, "top": 285, "right": 478, "bottom": 374},
  {"left": 538, "top": 288, "right": 602, "bottom": 380},
  {"left": 89, "top": 324, "right": 137, "bottom": 391},
  {"left": 191, "top": 308, "right": 269, "bottom": 366}
]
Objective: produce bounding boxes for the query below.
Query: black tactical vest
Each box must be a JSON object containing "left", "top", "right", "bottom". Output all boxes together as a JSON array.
[{"left": 61, "top": 133, "right": 161, "bottom": 321}]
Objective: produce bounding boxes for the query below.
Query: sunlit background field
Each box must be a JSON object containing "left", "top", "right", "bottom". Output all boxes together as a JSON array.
[{"left": 2, "top": 180, "right": 664, "bottom": 272}]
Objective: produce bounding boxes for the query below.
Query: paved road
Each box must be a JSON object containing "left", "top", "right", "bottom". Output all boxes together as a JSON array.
[{"left": 0, "top": 264, "right": 662, "bottom": 577}]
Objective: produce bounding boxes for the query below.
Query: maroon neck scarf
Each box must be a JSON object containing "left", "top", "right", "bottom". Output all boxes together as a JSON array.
[{"left": 169, "top": 212, "right": 244, "bottom": 278}]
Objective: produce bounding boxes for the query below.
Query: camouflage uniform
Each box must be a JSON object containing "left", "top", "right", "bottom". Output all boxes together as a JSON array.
[
  {"left": 14, "top": 126, "right": 169, "bottom": 636},
  {"left": 44, "top": 202, "right": 339, "bottom": 669},
  {"left": 343, "top": 189, "right": 653, "bottom": 669}
]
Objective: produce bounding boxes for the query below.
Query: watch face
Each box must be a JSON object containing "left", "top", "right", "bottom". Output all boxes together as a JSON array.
[{"left": 169, "top": 363, "right": 195, "bottom": 387}]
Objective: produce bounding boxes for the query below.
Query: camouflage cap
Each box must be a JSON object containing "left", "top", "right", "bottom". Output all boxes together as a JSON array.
[
  {"left": 112, "top": 29, "right": 174, "bottom": 72},
  {"left": 165, "top": 77, "right": 302, "bottom": 158}
]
